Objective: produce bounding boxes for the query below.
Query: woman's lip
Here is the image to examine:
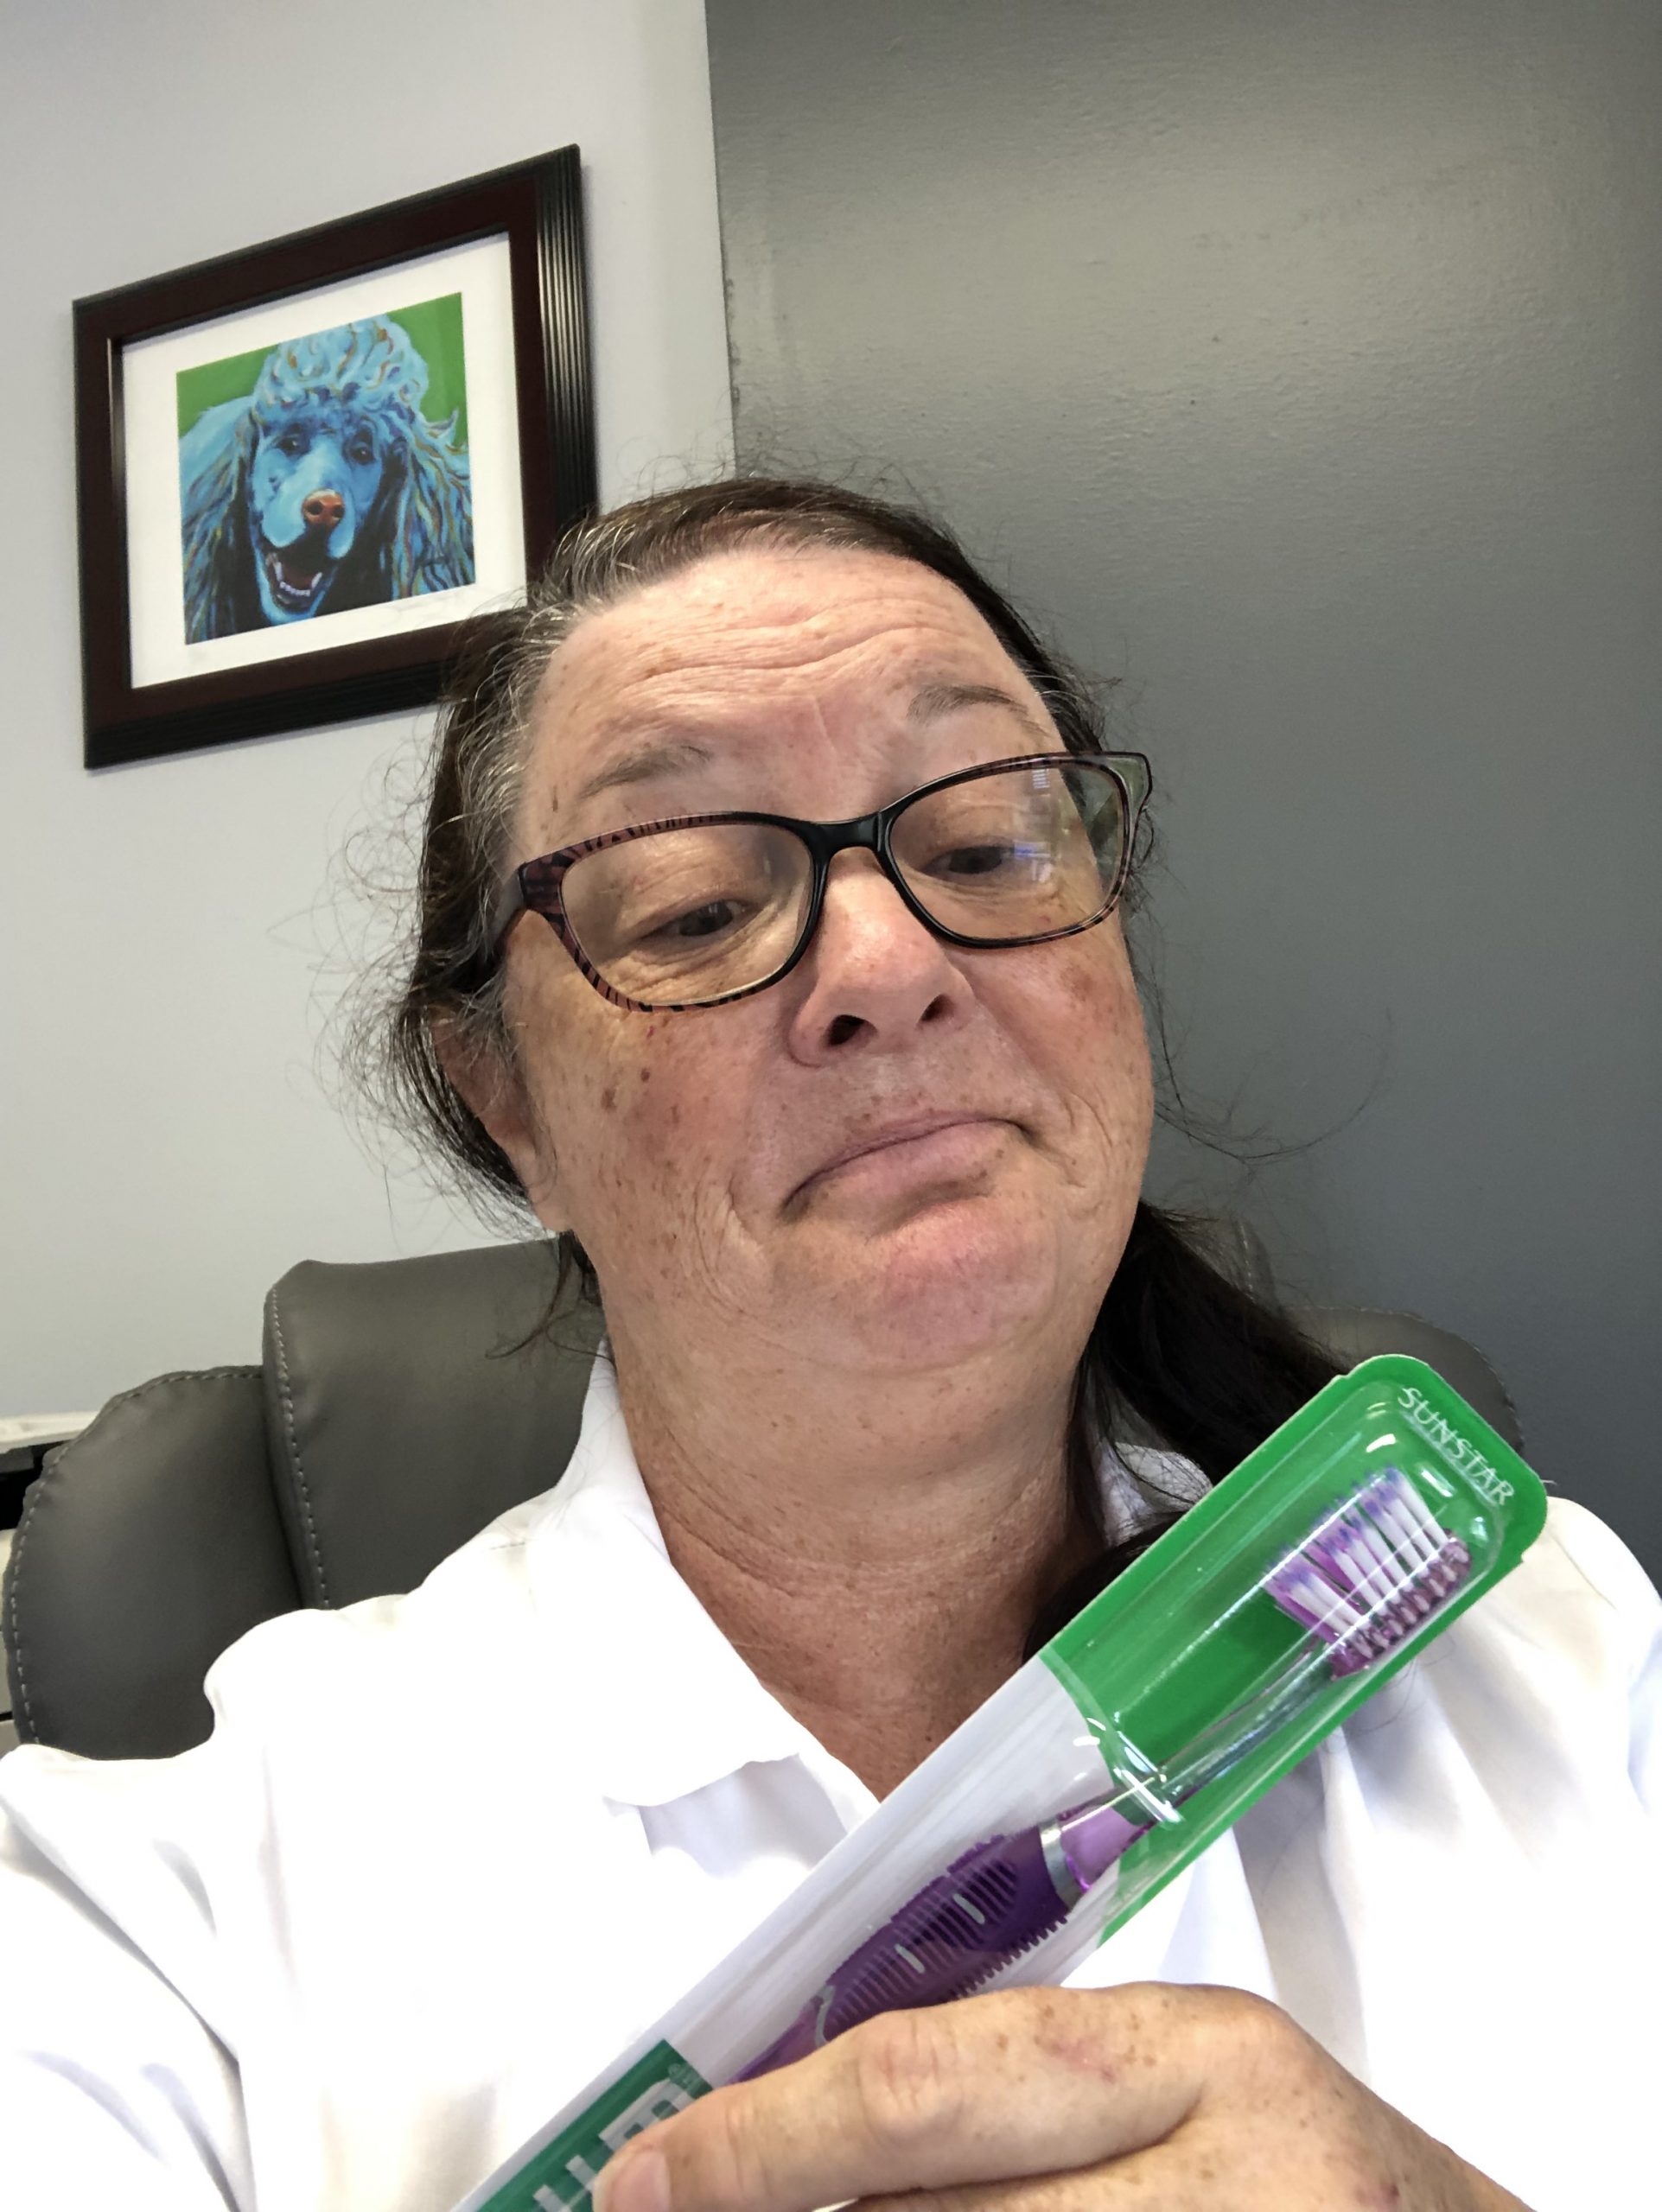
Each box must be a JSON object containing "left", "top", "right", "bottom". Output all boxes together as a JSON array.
[{"left": 799, "top": 1115, "right": 1007, "bottom": 1197}]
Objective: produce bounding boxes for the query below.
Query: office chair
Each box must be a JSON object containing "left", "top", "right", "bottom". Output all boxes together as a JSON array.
[{"left": 1, "top": 1239, "right": 1522, "bottom": 1762}]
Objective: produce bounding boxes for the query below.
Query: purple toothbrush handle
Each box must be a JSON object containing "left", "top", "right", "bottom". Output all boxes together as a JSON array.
[
  {"left": 1053, "top": 1796, "right": 1151, "bottom": 1891},
  {"left": 734, "top": 1796, "right": 1153, "bottom": 2082}
]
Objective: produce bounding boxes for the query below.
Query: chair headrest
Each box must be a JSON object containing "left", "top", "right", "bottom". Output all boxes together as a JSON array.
[
  {"left": 262, "top": 1241, "right": 604, "bottom": 1609},
  {"left": 1294, "top": 1304, "right": 1523, "bottom": 1455}
]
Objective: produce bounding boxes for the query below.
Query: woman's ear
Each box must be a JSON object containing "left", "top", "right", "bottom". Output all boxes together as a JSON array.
[{"left": 432, "top": 1016, "right": 570, "bottom": 1230}]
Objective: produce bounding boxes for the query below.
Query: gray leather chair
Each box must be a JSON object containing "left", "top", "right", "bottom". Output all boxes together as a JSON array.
[{"left": 0, "top": 1242, "right": 1520, "bottom": 1763}]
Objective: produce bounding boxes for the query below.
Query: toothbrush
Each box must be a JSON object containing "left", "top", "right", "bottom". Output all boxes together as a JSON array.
[{"left": 735, "top": 1465, "right": 1470, "bottom": 2080}]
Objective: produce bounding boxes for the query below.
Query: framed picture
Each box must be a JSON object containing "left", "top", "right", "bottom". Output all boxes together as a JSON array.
[{"left": 74, "top": 147, "right": 595, "bottom": 769}]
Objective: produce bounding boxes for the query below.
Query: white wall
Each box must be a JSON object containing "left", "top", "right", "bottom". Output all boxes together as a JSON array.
[{"left": 0, "top": 0, "right": 733, "bottom": 1413}]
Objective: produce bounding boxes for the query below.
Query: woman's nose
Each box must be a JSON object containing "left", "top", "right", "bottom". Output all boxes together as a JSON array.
[
  {"left": 302, "top": 490, "right": 346, "bottom": 531},
  {"left": 786, "top": 853, "right": 971, "bottom": 1059}
]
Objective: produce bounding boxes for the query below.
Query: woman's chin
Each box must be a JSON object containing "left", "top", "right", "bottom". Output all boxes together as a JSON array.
[{"left": 792, "top": 1196, "right": 1071, "bottom": 1370}]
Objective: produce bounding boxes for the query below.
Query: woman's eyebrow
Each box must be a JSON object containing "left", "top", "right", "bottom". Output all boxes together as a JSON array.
[
  {"left": 569, "top": 683, "right": 1041, "bottom": 815},
  {"left": 569, "top": 735, "right": 715, "bottom": 811},
  {"left": 908, "top": 679, "right": 1050, "bottom": 737}
]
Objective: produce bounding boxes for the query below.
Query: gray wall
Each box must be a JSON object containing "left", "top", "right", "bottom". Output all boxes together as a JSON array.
[
  {"left": 0, "top": 0, "right": 731, "bottom": 1417},
  {"left": 706, "top": 0, "right": 1662, "bottom": 1568}
]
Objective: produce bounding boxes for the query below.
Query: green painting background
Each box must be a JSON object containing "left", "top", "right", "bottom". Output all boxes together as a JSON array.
[{"left": 175, "top": 291, "right": 469, "bottom": 445}]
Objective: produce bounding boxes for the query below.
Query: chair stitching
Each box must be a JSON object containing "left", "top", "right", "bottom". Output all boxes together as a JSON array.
[
  {"left": 62, "top": 1364, "right": 260, "bottom": 1409},
  {"left": 267, "top": 1296, "right": 331, "bottom": 1607},
  {"left": 2, "top": 1368, "right": 260, "bottom": 1741},
  {"left": 3, "top": 1473, "right": 45, "bottom": 1737}
]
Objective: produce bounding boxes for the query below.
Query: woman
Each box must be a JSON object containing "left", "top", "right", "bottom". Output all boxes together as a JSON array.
[{"left": 3, "top": 479, "right": 1657, "bottom": 2212}]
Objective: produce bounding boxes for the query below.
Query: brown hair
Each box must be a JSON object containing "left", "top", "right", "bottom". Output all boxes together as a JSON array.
[{"left": 365, "top": 475, "right": 1340, "bottom": 1646}]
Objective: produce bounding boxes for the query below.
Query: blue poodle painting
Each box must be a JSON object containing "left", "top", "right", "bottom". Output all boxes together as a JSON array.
[{"left": 177, "top": 311, "right": 474, "bottom": 642}]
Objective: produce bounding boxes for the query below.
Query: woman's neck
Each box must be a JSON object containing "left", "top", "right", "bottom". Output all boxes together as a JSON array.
[{"left": 613, "top": 1342, "right": 1095, "bottom": 1800}]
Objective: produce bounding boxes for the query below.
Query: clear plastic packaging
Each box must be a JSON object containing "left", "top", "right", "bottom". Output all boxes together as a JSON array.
[{"left": 454, "top": 1354, "right": 1548, "bottom": 2212}]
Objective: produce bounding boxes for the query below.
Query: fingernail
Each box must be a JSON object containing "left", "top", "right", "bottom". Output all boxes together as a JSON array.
[{"left": 595, "top": 2146, "right": 669, "bottom": 2212}]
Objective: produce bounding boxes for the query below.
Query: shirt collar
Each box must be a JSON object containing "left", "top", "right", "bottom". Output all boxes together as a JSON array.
[
  {"left": 523, "top": 1345, "right": 1207, "bottom": 1810},
  {"left": 524, "top": 1351, "right": 817, "bottom": 1807}
]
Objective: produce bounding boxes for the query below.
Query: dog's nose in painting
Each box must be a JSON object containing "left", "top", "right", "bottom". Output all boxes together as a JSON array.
[{"left": 302, "top": 489, "right": 346, "bottom": 530}]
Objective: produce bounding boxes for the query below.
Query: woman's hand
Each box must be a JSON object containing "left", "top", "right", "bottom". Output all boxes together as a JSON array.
[{"left": 594, "top": 1985, "right": 1533, "bottom": 2212}]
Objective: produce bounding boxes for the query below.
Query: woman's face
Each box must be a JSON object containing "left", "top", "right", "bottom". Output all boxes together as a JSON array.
[{"left": 484, "top": 544, "right": 1154, "bottom": 1382}]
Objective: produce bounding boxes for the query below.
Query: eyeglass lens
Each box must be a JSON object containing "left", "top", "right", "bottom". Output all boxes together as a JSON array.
[{"left": 560, "top": 760, "right": 1130, "bottom": 1007}]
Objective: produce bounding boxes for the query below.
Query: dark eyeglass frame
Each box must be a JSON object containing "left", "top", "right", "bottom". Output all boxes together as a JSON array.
[{"left": 486, "top": 748, "right": 1153, "bottom": 1014}]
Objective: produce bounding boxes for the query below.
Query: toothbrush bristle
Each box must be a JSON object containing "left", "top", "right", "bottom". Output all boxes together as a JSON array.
[{"left": 1265, "top": 1467, "right": 1471, "bottom": 1675}]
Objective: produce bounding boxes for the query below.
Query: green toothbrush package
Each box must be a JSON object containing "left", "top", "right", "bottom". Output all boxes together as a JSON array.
[{"left": 454, "top": 1354, "right": 1549, "bottom": 2212}]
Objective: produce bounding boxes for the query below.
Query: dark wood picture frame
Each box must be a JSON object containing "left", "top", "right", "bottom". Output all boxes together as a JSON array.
[{"left": 74, "top": 147, "right": 595, "bottom": 769}]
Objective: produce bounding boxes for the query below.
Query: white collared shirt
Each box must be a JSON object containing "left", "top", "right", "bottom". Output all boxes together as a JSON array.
[{"left": 1, "top": 1351, "right": 1659, "bottom": 2212}]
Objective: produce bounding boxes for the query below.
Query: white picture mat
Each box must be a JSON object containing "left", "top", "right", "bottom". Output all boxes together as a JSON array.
[{"left": 123, "top": 233, "right": 526, "bottom": 689}]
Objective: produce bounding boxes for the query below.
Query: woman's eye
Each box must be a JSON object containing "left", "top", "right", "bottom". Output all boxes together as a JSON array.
[
  {"left": 931, "top": 842, "right": 1020, "bottom": 877},
  {"left": 643, "top": 899, "right": 745, "bottom": 943}
]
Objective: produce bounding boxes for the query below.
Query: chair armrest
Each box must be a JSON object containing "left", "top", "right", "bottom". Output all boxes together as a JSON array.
[{"left": 3, "top": 1369, "right": 301, "bottom": 1758}]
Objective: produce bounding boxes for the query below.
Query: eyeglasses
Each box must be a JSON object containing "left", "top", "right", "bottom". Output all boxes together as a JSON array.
[{"left": 487, "top": 749, "right": 1152, "bottom": 1014}]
